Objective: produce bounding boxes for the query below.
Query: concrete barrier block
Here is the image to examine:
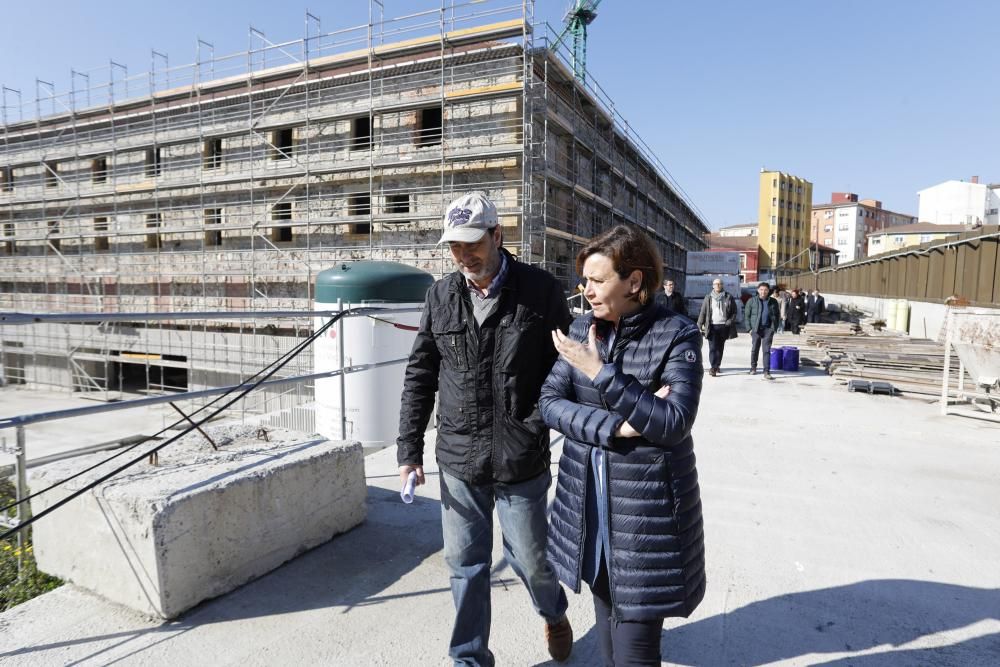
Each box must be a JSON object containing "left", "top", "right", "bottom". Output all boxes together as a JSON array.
[{"left": 29, "top": 424, "right": 365, "bottom": 619}]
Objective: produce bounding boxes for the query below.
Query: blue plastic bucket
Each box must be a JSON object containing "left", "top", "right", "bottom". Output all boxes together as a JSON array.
[
  {"left": 782, "top": 346, "right": 800, "bottom": 372},
  {"left": 769, "top": 347, "right": 784, "bottom": 370}
]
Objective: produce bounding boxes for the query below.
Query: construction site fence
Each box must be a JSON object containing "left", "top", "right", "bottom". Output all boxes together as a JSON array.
[{"left": 787, "top": 226, "right": 1000, "bottom": 309}]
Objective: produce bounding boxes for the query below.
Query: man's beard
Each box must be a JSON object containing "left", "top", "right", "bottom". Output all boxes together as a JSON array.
[{"left": 460, "top": 252, "right": 500, "bottom": 284}]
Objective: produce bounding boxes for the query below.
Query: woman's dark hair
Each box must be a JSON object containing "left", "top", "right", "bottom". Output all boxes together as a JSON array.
[{"left": 575, "top": 225, "right": 663, "bottom": 305}]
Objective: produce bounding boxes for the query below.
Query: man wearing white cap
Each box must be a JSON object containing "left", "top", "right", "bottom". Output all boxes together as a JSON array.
[{"left": 397, "top": 192, "right": 574, "bottom": 665}]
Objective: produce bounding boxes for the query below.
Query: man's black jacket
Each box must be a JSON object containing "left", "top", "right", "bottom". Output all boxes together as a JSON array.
[
  {"left": 656, "top": 290, "right": 686, "bottom": 314},
  {"left": 396, "top": 250, "right": 572, "bottom": 485}
]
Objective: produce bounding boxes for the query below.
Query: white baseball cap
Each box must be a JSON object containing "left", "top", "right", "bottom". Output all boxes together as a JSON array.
[{"left": 438, "top": 191, "right": 498, "bottom": 244}]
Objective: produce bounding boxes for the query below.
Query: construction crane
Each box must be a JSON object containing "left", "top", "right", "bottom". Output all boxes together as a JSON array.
[{"left": 554, "top": 0, "right": 602, "bottom": 83}]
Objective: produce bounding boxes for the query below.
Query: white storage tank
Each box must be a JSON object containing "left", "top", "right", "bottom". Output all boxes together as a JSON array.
[{"left": 313, "top": 262, "right": 434, "bottom": 449}]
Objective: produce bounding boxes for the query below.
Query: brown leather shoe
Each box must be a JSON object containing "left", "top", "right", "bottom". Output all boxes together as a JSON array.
[{"left": 545, "top": 617, "right": 573, "bottom": 662}]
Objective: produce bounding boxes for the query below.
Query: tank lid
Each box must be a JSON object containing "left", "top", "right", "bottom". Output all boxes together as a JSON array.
[{"left": 315, "top": 261, "right": 434, "bottom": 304}]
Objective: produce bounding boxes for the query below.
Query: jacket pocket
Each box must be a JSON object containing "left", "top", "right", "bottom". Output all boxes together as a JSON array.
[
  {"left": 431, "top": 322, "right": 468, "bottom": 371},
  {"left": 500, "top": 412, "right": 547, "bottom": 473}
]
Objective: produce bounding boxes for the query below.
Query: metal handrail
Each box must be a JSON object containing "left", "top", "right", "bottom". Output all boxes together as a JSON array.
[
  {"left": 0, "top": 307, "right": 422, "bottom": 325},
  {"left": 0, "top": 356, "right": 408, "bottom": 430}
]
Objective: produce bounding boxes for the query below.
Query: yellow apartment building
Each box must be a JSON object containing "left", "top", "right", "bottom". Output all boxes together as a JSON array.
[{"left": 757, "top": 170, "right": 813, "bottom": 278}]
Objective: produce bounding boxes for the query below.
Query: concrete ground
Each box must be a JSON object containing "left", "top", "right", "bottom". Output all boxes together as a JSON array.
[
  {"left": 1, "top": 333, "right": 999, "bottom": 666},
  {"left": 0, "top": 387, "right": 182, "bottom": 466}
]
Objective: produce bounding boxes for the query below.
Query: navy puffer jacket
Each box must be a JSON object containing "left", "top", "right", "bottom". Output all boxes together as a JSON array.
[{"left": 541, "top": 302, "right": 706, "bottom": 622}]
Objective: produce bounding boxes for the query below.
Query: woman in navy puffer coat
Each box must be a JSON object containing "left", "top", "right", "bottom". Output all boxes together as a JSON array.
[{"left": 543, "top": 225, "right": 705, "bottom": 666}]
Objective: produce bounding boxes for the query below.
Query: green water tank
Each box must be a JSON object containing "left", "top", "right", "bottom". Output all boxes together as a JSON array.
[{"left": 314, "top": 261, "right": 434, "bottom": 304}]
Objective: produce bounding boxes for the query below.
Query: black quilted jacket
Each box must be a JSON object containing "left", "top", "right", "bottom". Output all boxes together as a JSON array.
[
  {"left": 541, "top": 302, "right": 706, "bottom": 621},
  {"left": 396, "top": 250, "right": 572, "bottom": 484}
]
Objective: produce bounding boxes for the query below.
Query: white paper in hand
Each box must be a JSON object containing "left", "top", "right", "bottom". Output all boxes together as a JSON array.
[{"left": 400, "top": 470, "right": 417, "bottom": 504}]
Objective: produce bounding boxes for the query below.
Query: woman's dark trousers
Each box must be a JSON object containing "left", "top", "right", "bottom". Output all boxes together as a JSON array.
[{"left": 589, "top": 560, "right": 664, "bottom": 666}]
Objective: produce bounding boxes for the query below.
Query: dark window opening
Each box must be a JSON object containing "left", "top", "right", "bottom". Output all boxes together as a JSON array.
[
  {"left": 145, "top": 147, "right": 162, "bottom": 177},
  {"left": 384, "top": 193, "right": 410, "bottom": 224},
  {"left": 108, "top": 358, "right": 188, "bottom": 394},
  {"left": 94, "top": 217, "right": 109, "bottom": 251},
  {"left": 351, "top": 116, "right": 372, "bottom": 151},
  {"left": 44, "top": 161, "right": 58, "bottom": 188},
  {"left": 204, "top": 208, "right": 223, "bottom": 246},
  {"left": 1, "top": 166, "right": 14, "bottom": 192},
  {"left": 270, "top": 128, "right": 294, "bottom": 160},
  {"left": 203, "top": 138, "right": 223, "bottom": 169},
  {"left": 47, "top": 220, "right": 60, "bottom": 250},
  {"left": 92, "top": 157, "right": 108, "bottom": 184},
  {"left": 146, "top": 213, "right": 162, "bottom": 249},
  {"left": 2, "top": 221, "right": 14, "bottom": 254},
  {"left": 417, "top": 107, "right": 442, "bottom": 146},
  {"left": 349, "top": 192, "right": 371, "bottom": 234},
  {"left": 271, "top": 201, "right": 292, "bottom": 243}
]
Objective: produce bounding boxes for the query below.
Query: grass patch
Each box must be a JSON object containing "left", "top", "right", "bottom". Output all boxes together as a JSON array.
[{"left": 1, "top": 478, "right": 62, "bottom": 611}]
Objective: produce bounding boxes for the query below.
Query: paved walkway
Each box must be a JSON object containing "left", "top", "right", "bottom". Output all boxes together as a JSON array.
[{"left": 1, "top": 334, "right": 999, "bottom": 666}]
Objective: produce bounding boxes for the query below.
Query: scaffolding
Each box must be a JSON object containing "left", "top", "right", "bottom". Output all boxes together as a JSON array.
[{"left": 0, "top": 0, "right": 710, "bottom": 399}]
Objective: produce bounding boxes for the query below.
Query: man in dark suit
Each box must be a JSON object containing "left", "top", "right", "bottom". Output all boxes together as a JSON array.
[
  {"left": 659, "top": 279, "right": 686, "bottom": 314},
  {"left": 787, "top": 288, "right": 806, "bottom": 334},
  {"left": 806, "top": 289, "right": 826, "bottom": 324}
]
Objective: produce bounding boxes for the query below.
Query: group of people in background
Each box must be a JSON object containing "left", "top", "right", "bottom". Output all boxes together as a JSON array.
[
  {"left": 774, "top": 287, "right": 826, "bottom": 334},
  {"left": 689, "top": 280, "right": 825, "bottom": 379}
]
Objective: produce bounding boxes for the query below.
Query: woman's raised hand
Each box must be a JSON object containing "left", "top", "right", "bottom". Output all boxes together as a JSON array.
[{"left": 552, "top": 324, "right": 604, "bottom": 381}]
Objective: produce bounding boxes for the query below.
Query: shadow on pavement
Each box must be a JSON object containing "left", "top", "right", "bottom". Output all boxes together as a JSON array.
[
  {"left": 5, "top": 483, "right": 444, "bottom": 664},
  {"left": 184, "top": 483, "right": 445, "bottom": 620},
  {"left": 662, "top": 580, "right": 1000, "bottom": 666}
]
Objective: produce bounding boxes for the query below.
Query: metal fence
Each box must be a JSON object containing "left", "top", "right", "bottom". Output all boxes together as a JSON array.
[{"left": 788, "top": 226, "right": 999, "bottom": 307}]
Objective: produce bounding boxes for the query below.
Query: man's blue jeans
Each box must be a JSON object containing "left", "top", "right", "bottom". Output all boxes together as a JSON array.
[{"left": 439, "top": 469, "right": 568, "bottom": 666}]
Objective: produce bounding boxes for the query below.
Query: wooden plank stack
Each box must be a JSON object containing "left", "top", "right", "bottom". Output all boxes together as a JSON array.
[{"left": 775, "top": 322, "right": 973, "bottom": 396}]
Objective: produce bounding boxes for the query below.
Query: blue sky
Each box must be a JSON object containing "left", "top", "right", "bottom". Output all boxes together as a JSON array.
[{"left": 2, "top": 1, "right": 998, "bottom": 230}]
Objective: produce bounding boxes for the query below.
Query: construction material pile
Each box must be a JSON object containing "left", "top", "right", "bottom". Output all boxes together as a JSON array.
[{"left": 778, "top": 323, "right": 972, "bottom": 397}]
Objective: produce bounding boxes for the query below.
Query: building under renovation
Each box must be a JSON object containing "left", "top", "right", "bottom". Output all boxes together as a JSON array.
[{"left": 0, "top": 1, "right": 709, "bottom": 404}]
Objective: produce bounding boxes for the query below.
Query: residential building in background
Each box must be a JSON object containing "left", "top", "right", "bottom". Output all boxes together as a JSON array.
[
  {"left": 706, "top": 233, "right": 758, "bottom": 283},
  {"left": 917, "top": 177, "right": 1000, "bottom": 226},
  {"left": 705, "top": 231, "right": 835, "bottom": 286},
  {"left": 717, "top": 222, "right": 757, "bottom": 238},
  {"left": 757, "top": 169, "right": 813, "bottom": 279},
  {"left": 807, "top": 241, "right": 839, "bottom": 270},
  {"left": 867, "top": 222, "right": 967, "bottom": 256},
  {"left": 811, "top": 192, "right": 916, "bottom": 264}
]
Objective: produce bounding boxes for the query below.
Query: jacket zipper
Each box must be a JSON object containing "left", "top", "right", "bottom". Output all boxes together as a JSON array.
[
  {"left": 450, "top": 335, "right": 463, "bottom": 370},
  {"left": 601, "top": 329, "right": 622, "bottom": 621},
  {"left": 603, "top": 452, "right": 622, "bottom": 623},
  {"left": 491, "top": 317, "right": 506, "bottom": 473}
]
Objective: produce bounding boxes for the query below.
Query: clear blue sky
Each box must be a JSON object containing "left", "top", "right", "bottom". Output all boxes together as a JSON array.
[{"left": 2, "top": 1, "right": 998, "bottom": 230}]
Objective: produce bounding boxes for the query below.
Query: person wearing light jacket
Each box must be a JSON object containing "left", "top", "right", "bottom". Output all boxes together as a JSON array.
[{"left": 696, "top": 278, "right": 738, "bottom": 376}]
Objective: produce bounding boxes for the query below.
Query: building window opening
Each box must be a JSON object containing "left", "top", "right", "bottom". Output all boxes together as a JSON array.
[
  {"left": 94, "top": 217, "right": 109, "bottom": 251},
  {"left": 417, "top": 107, "right": 442, "bottom": 147},
  {"left": 145, "top": 147, "right": 162, "bottom": 177},
  {"left": 145, "top": 213, "right": 163, "bottom": 249},
  {"left": 92, "top": 157, "right": 108, "bottom": 184},
  {"left": 204, "top": 138, "right": 223, "bottom": 169},
  {"left": 349, "top": 192, "right": 371, "bottom": 234},
  {"left": 47, "top": 220, "right": 60, "bottom": 250},
  {"left": 270, "top": 128, "right": 294, "bottom": 160},
  {"left": 351, "top": 116, "right": 372, "bottom": 151},
  {"left": 0, "top": 166, "right": 12, "bottom": 192},
  {"left": 204, "top": 208, "right": 223, "bottom": 246},
  {"left": 2, "top": 220, "right": 14, "bottom": 254},
  {"left": 44, "top": 161, "right": 58, "bottom": 188},
  {"left": 271, "top": 201, "right": 293, "bottom": 242},
  {"left": 384, "top": 193, "right": 410, "bottom": 224}
]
